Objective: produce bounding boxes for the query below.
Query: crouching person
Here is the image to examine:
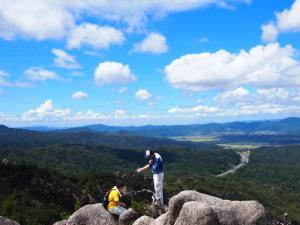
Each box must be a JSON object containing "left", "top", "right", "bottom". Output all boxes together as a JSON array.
[{"left": 107, "top": 183, "right": 128, "bottom": 216}]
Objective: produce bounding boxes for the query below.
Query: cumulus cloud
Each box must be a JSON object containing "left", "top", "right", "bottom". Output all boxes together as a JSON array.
[
  {"left": 72, "top": 91, "right": 88, "bottom": 100},
  {"left": 166, "top": 86, "right": 300, "bottom": 119},
  {"left": 52, "top": 49, "right": 80, "bottom": 69},
  {"left": 0, "top": 0, "right": 74, "bottom": 40},
  {"left": 94, "top": 62, "right": 136, "bottom": 85},
  {"left": 135, "top": 89, "right": 152, "bottom": 100},
  {"left": 25, "top": 67, "right": 60, "bottom": 81},
  {"left": 213, "top": 86, "right": 300, "bottom": 106},
  {"left": 276, "top": 0, "right": 300, "bottom": 32},
  {"left": 66, "top": 23, "right": 125, "bottom": 49},
  {"left": 3, "top": 91, "right": 300, "bottom": 125},
  {"left": 261, "top": 22, "right": 278, "bottom": 42},
  {"left": 214, "top": 87, "right": 250, "bottom": 103},
  {"left": 261, "top": 0, "right": 300, "bottom": 41},
  {"left": 21, "top": 100, "right": 71, "bottom": 122},
  {"left": 257, "top": 88, "right": 289, "bottom": 100},
  {"left": 0, "top": 0, "right": 250, "bottom": 41},
  {"left": 256, "top": 88, "right": 300, "bottom": 103},
  {"left": 164, "top": 43, "right": 300, "bottom": 91},
  {"left": 8, "top": 100, "right": 156, "bottom": 123},
  {"left": 131, "top": 33, "right": 168, "bottom": 54}
]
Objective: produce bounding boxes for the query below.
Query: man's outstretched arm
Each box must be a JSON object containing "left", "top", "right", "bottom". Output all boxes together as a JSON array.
[{"left": 136, "top": 164, "right": 150, "bottom": 173}]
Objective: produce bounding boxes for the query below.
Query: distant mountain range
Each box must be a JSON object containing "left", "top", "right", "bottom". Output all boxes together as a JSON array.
[
  {"left": 22, "top": 117, "right": 300, "bottom": 137},
  {"left": 0, "top": 124, "right": 216, "bottom": 150}
]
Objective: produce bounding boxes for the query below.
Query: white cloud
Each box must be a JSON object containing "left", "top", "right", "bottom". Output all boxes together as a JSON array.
[
  {"left": 164, "top": 43, "right": 300, "bottom": 91},
  {"left": 168, "top": 105, "right": 219, "bottom": 114},
  {"left": 70, "top": 71, "right": 83, "bottom": 77},
  {"left": 115, "top": 109, "right": 127, "bottom": 116},
  {"left": 0, "top": 70, "right": 10, "bottom": 86},
  {"left": 25, "top": 67, "right": 59, "bottom": 81},
  {"left": 135, "top": 89, "right": 152, "bottom": 100},
  {"left": 0, "top": 112, "right": 18, "bottom": 122},
  {"left": 257, "top": 88, "right": 289, "bottom": 101},
  {"left": 21, "top": 100, "right": 71, "bottom": 122},
  {"left": 3, "top": 92, "right": 300, "bottom": 125},
  {"left": 132, "top": 33, "right": 168, "bottom": 54},
  {"left": 118, "top": 87, "right": 128, "bottom": 94},
  {"left": 67, "top": 23, "right": 125, "bottom": 49},
  {"left": 52, "top": 49, "right": 80, "bottom": 69},
  {"left": 276, "top": 0, "right": 300, "bottom": 32},
  {"left": 14, "top": 81, "right": 35, "bottom": 88},
  {"left": 217, "top": 103, "right": 288, "bottom": 116},
  {"left": 94, "top": 62, "right": 136, "bottom": 85},
  {"left": 72, "top": 91, "right": 88, "bottom": 100},
  {"left": 0, "top": 0, "right": 74, "bottom": 40},
  {"left": 0, "top": 0, "right": 250, "bottom": 41},
  {"left": 198, "top": 37, "right": 209, "bottom": 44},
  {"left": 256, "top": 88, "right": 300, "bottom": 103},
  {"left": 214, "top": 87, "right": 250, "bottom": 103},
  {"left": 261, "top": 0, "right": 300, "bottom": 41},
  {"left": 261, "top": 22, "right": 278, "bottom": 42},
  {"left": 0, "top": 70, "right": 8, "bottom": 77},
  {"left": 165, "top": 86, "right": 300, "bottom": 119},
  {"left": 0, "top": 69, "right": 34, "bottom": 88}
]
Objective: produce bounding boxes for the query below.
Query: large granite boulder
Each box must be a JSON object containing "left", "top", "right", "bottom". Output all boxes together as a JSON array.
[
  {"left": 164, "top": 191, "right": 268, "bottom": 225},
  {"left": 65, "top": 203, "right": 137, "bottom": 225},
  {"left": 119, "top": 208, "right": 139, "bottom": 225},
  {"left": 132, "top": 216, "right": 155, "bottom": 225},
  {"left": 0, "top": 216, "right": 20, "bottom": 225},
  {"left": 66, "top": 203, "right": 117, "bottom": 225},
  {"left": 174, "top": 201, "right": 220, "bottom": 225},
  {"left": 133, "top": 190, "right": 269, "bottom": 225}
]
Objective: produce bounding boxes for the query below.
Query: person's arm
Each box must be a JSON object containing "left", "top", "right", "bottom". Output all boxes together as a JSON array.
[
  {"left": 136, "top": 164, "right": 150, "bottom": 173},
  {"left": 114, "top": 192, "right": 126, "bottom": 207},
  {"left": 117, "top": 202, "right": 126, "bottom": 207}
]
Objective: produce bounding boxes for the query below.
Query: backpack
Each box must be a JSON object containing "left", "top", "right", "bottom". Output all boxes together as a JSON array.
[{"left": 102, "top": 189, "right": 111, "bottom": 210}]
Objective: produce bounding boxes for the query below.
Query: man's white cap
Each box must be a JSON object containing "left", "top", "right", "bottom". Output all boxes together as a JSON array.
[{"left": 145, "top": 150, "right": 151, "bottom": 158}]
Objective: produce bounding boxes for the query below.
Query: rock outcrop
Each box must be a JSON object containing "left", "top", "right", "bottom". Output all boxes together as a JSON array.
[
  {"left": 133, "top": 190, "right": 269, "bottom": 225},
  {"left": 53, "top": 219, "right": 67, "bottom": 225},
  {"left": 0, "top": 216, "right": 20, "bottom": 225},
  {"left": 54, "top": 191, "right": 270, "bottom": 225},
  {"left": 59, "top": 203, "right": 138, "bottom": 225},
  {"left": 66, "top": 203, "right": 117, "bottom": 225}
]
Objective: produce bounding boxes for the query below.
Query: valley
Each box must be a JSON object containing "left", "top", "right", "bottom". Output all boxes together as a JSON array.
[{"left": 0, "top": 118, "right": 300, "bottom": 225}]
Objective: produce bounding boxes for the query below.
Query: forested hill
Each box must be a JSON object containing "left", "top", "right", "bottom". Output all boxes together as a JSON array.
[
  {"left": 23, "top": 117, "right": 300, "bottom": 137},
  {"left": 0, "top": 125, "right": 217, "bottom": 150}
]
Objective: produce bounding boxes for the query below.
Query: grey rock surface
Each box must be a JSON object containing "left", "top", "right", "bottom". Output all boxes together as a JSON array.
[
  {"left": 0, "top": 216, "right": 20, "bottom": 225},
  {"left": 55, "top": 191, "right": 269, "bottom": 225},
  {"left": 66, "top": 203, "right": 118, "bottom": 225},
  {"left": 53, "top": 219, "right": 67, "bottom": 225}
]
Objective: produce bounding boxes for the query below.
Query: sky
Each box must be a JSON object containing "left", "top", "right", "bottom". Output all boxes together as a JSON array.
[{"left": 0, "top": 0, "right": 300, "bottom": 127}]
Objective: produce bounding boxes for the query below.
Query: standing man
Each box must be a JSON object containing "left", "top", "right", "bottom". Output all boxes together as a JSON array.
[{"left": 136, "top": 150, "right": 164, "bottom": 206}]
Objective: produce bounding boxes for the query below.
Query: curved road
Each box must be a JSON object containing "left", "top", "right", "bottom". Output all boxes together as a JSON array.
[{"left": 217, "top": 150, "right": 250, "bottom": 177}]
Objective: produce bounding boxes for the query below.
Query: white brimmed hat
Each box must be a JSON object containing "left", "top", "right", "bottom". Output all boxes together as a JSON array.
[{"left": 145, "top": 150, "right": 151, "bottom": 158}]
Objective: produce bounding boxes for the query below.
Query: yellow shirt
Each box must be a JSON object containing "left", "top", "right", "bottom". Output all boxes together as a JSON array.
[{"left": 107, "top": 187, "right": 121, "bottom": 210}]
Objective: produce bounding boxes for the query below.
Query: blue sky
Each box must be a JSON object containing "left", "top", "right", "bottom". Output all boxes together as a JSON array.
[{"left": 0, "top": 0, "right": 300, "bottom": 127}]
